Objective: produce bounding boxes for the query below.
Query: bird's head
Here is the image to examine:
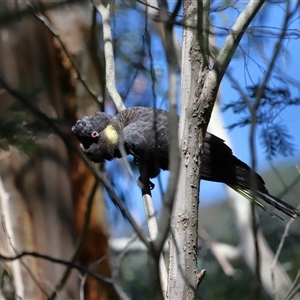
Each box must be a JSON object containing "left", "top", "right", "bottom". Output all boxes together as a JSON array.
[{"left": 72, "top": 112, "right": 119, "bottom": 162}]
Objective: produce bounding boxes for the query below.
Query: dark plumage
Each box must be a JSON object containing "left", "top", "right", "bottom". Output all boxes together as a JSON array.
[{"left": 72, "top": 107, "right": 300, "bottom": 219}]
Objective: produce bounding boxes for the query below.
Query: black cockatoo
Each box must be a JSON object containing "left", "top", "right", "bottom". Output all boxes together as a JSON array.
[{"left": 72, "top": 107, "right": 299, "bottom": 218}]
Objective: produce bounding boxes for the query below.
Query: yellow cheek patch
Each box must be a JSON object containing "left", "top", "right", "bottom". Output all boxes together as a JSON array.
[{"left": 103, "top": 124, "right": 119, "bottom": 144}]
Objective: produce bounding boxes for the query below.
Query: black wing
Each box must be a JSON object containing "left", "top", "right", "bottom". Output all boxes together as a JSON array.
[
  {"left": 119, "top": 107, "right": 169, "bottom": 178},
  {"left": 202, "top": 132, "right": 267, "bottom": 193},
  {"left": 202, "top": 133, "right": 300, "bottom": 217}
]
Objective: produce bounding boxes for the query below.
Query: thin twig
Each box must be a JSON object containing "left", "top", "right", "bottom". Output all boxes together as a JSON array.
[
  {"left": 0, "top": 251, "right": 113, "bottom": 283},
  {"left": 25, "top": 1, "right": 101, "bottom": 105},
  {"left": 213, "top": 0, "right": 265, "bottom": 80},
  {"left": 272, "top": 164, "right": 300, "bottom": 300},
  {"left": 153, "top": 0, "right": 182, "bottom": 298},
  {"left": 88, "top": 255, "right": 131, "bottom": 300},
  {"left": 199, "top": 229, "right": 237, "bottom": 277},
  {"left": 112, "top": 234, "right": 139, "bottom": 278},
  {"left": 285, "top": 269, "right": 300, "bottom": 300},
  {"left": 271, "top": 216, "right": 295, "bottom": 300},
  {"left": 49, "top": 180, "right": 98, "bottom": 300},
  {"left": 142, "top": 8, "right": 167, "bottom": 278}
]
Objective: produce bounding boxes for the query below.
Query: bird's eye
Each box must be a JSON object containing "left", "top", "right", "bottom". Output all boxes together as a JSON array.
[{"left": 91, "top": 131, "right": 99, "bottom": 138}]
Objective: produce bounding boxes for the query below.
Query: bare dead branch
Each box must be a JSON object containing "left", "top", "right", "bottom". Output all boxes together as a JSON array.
[
  {"left": 152, "top": 0, "right": 182, "bottom": 298},
  {"left": 199, "top": 229, "right": 238, "bottom": 277},
  {"left": 92, "top": 0, "right": 125, "bottom": 112}
]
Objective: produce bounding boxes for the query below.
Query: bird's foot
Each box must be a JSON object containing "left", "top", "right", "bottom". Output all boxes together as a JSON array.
[
  {"left": 149, "top": 180, "right": 155, "bottom": 190},
  {"left": 138, "top": 177, "right": 155, "bottom": 190}
]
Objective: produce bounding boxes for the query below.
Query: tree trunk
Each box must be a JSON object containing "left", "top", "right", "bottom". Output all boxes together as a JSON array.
[
  {"left": 0, "top": 2, "right": 118, "bottom": 299},
  {"left": 168, "top": 1, "right": 215, "bottom": 298}
]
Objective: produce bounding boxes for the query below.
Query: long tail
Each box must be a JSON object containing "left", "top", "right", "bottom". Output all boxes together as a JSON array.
[{"left": 228, "top": 184, "right": 300, "bottom": 219}]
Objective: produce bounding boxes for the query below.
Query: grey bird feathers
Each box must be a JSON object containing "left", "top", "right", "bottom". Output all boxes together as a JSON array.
[{"left": 72, "top": 107, "right": 300, "bottom": 219}]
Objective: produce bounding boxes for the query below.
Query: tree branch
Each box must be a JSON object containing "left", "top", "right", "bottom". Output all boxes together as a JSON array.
[
  {"left": 0, "top": 251, "right": 112, "bottom": 283},
  {"left": 213, "top": 0, "right": 264, "bottom": 80},
  {"left": 92, "top": 0, "right": 126, "bottom": 112},
  {"left": 197, "top": 0, "right": 210, "bottom": 69}
]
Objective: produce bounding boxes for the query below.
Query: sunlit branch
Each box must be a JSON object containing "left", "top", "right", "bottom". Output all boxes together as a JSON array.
[{"left": 92, "top": 0, "right": 125, "bottom": 112}]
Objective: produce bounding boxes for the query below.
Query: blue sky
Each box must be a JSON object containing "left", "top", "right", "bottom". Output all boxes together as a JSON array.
[
  {"left": 206, "top": 2, "right": 300, "bottom": 203},
  {"left": 169, "top": 2, "right": 300, "bottom": 204},
  {"left": 107, "top": 2, "right": 300, "bottom": 233}
]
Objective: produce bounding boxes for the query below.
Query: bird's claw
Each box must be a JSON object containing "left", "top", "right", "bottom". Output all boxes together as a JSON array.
[
  {"left": 149, "top": 180, "right": 155, "bottom": 190},
  {"left": 138, "top": 177, "right": 155, "bottom": 190}
]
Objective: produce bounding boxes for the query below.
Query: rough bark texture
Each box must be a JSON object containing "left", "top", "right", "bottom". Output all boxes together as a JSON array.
[
  {"left": 168, "top": 0, "right": 267, "bottom": 297},
  {"left": 168, "top": 1, "right": 218, "bottom": 298}
]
